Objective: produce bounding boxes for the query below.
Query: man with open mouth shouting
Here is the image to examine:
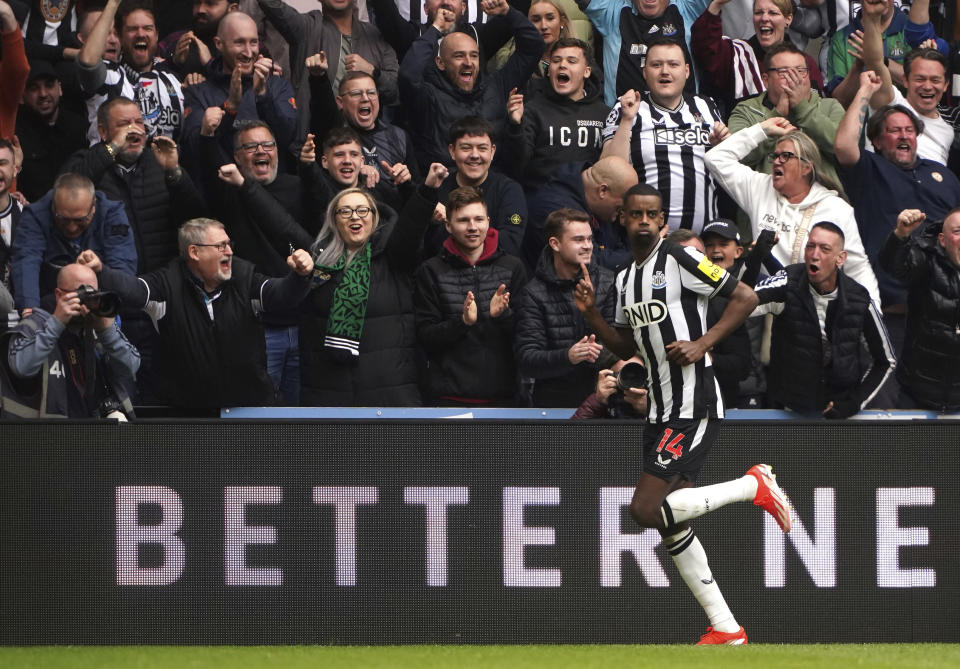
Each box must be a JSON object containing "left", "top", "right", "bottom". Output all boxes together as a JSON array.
[
  {"left": 181, "top": 10, "right": 297, "bottom": 186},
  {"left": 77, "top": 0, "right": 186, "bottom": 146}
]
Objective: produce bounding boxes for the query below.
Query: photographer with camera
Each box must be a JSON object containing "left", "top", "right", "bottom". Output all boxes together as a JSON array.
[
  {"left": 1, "top": 263, "right": 138, "bottom": 419},
  {"left": 572, "top": 358, "right": 648, "bottom": 419}
]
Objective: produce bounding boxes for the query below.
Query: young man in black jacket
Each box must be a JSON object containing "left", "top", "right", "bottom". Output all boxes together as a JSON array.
[{"left": 415, "top": 186, "right": 527, "bottom": 405}]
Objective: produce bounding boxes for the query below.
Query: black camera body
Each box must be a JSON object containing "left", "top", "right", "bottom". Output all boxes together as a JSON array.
[
  {"left": 75, "top": 285, "right": 121, "bottom": 318},
  {"left": 614, "top": 362, "right": 648, "bottom": 392}
]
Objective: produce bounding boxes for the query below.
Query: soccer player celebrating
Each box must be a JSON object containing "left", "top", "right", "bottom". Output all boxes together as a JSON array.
[{"left": 574, "top": 183, "right": 792, "bottom": 645}]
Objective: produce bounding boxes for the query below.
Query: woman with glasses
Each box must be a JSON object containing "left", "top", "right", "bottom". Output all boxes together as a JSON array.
[
  {"left": 691, "top": 0, "right": 823, "bottom": 116},
  {"left": 705, "top": 117, "right": 881, "bottom": 307},
  {"left": 296, "top": 162, "right": 449, "bottom": 406}
]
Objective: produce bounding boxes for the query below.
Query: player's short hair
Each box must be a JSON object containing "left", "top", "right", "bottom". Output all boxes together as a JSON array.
[
  {"left": 449, "top": 116, "right": 495, "bottom": 145},
  {"left": 544, "top": 208, "right": 591, "bottom": 242},
  {"left": 623, "top": 183, "right": 664, "bottom": 206},
  {"left": 446, "top": 186, "right": 486, "bottom": 218}
]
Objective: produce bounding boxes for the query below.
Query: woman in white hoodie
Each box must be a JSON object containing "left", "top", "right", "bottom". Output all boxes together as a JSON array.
[{"left": 705, "top": 117, "right": 881, "bottom": 306}]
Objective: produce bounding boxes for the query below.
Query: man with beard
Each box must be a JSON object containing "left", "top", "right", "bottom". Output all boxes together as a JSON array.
[
  {"left": 79, "top": 219, "right": 315, "bottom": 413},
  {"left": 1, "top": 262, "right": 139, "bottom": 418},
  {"left": 506, "top": 37, "right": 609, "bottom": 194},
  {"left": 573, "top": 183, "right": 790, "bottom": 645},
  {"left": 11, "top": 172, "right": 136, "bottom": 312},
  {"left": 159, "top": 0, "right": 238, "bottom": 78},
  {"left": 15, "top": 59, "right": 88, "bottom": 203},
  {"left": 77, "top": 0, "right": 185, "bottom": 145},
  {"left": 0, "top": 139, "right": 22, "bottom": 318},
  {"left": 835, "top": 71, "right": 960, "bottom": 341},
  {"left": 204, "top": 120, "right": 310, "bottom": 405},
  {"left": 602, "top": 38, "right": 727, "bottom": 235},
  {"left": 60, "top": 96, "right": 206, "bottom": 402},
  {"left": 180, "top": 10, "right": 297, "bottom": 181},
  {"left": 398, "top": 0, "right": 543, "bottom": 170},
  {"left": 308, "top": 69, "right": 420, "bottom": 210},
  {"left": 369, "top": 0, "right": 516, "bottom": 63},
  {"left": 256, "top": 0, "right": 400, "bottom": 141}
]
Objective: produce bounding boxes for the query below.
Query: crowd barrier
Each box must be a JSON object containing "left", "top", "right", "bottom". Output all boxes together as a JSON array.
[{"left": 1, "top": 419, "right": 957, "bottom": 644}]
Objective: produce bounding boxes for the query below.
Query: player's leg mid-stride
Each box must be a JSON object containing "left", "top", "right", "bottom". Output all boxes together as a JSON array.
[{"left": 632, "top": 456, "right": 793, "bottom": 646}]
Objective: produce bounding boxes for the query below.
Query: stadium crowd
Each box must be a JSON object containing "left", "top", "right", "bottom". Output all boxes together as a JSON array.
[{"left": 0, "top": 0, "right": 959, "bottom": 417}]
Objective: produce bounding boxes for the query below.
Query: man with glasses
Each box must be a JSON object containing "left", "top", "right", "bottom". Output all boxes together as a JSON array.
[
  {"left": 204, "top": 120, "right": 313, "bottom": 405},
  {"left": 706, "top": 116, "right": 881, "bottom": 306},
  {"left": 728, "top": 43, "right": 845, "bottom": 189},
  {"left": 80, "top": 217, "right": 315, "bottom": 412},
  {"left": 11, "top": 172, "right": 137, "bottom": 316},
  {"left": 181, "top": 11, "right": 297, "bottom": 181},
  {"left": 308, "top": 70, "right": 420, "bottom": 208}
]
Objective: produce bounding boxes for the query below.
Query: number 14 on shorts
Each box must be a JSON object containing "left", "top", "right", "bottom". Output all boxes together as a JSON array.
[{"left": 656, "top": 428, "right": 685, "bottom": 459}]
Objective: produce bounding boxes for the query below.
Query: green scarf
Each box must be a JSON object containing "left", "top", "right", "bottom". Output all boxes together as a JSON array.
[{"left": 314, "top": 244, "right": 371, "bottom": 364}]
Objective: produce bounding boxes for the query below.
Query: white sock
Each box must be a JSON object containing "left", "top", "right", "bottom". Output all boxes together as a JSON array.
[
  {"left": 661, "top": 475, "right": 758, "bottom": 525},
  {"left": 663, "top": 528, "right": 738, "bottom": 633}
]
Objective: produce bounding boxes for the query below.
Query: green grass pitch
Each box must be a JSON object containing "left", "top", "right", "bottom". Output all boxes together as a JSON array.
[{"left": 1, "top": 644, "right": 959, "bottom": 669}]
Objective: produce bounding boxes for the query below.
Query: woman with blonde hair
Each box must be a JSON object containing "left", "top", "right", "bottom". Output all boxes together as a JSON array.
[{"left": 691, "top": 0, "right": 824, "bottom": 114}]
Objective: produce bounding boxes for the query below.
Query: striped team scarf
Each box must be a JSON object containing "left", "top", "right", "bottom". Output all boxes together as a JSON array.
[
  {"left": 727, "top": 37, "right": 765, "bottom": 101},
  {"left": 314, "top": 245, "right": 371, "bottom": 364}
]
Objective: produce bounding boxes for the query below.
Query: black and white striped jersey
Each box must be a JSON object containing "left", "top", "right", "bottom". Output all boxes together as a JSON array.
[
  {"left": 602, "top": 91, "right": 721, "bottom": 234},
  {"left": 614, "top": 239, "right": 736, "bottom": 423}
]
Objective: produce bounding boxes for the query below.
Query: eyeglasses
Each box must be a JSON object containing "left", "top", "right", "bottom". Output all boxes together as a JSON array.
[
  {"left": 239, "top": 140, "right": 277, "bottom": 153},
  {"left": 52, "top": 203, "right": 95, "bottom": 227},
  {"left": 343, "top": 89, "right": 378, "bottom": 99},
  {"left": 768, "top": 66, "right": 809, "bottom": 77},
  {"left": 336, "top": 206, "right": 372, "bottom": 219},
  {"left": 769, "top": 150, "right": 807, "bottom": 164},
  {"left": 193, "top": 240, "right": 233, "bottom": 252}
]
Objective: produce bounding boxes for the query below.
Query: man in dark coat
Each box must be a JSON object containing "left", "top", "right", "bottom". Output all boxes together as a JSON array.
[{"left": 415, "top": 186, "right": 527, "bottom": 405}]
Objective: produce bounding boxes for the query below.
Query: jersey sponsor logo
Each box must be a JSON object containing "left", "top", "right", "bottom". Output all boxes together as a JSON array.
[
  {"left": 654, "top": 125, "right": 711, "bottom": 146},
  {"left": 661, "top": 23, "right": 679, "bottom": 37},
  {"left": 696, "top": 257, "right": 725, "bottom": 282},
  {"left": 651, "top": 270, "right": 667, "bottom": 289},
  {"left": 622, "top": 299, "right": 668, "bottom": 329}
]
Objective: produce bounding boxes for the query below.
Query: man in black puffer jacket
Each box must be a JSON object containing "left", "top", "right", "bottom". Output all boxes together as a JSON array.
[
  {"left": 515, "top": 208, "right": 618, "bottom": 408},
  {"left": 60, "top": 96, "right": 207, "bottom": 403},
  {"left": 398, "top": 0, "right": 543, "bottom": 172},
  {"left": 415, "top": 187, "right": 527, "bottom": 406},
  {"left": 753, "top": 222, "right": 895, "bottom": 418},
  {"left": 880, "top": 208, "right": 960, "bottom": 412}
]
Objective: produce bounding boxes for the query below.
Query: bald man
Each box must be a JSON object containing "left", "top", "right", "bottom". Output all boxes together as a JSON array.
[
  {"left": 180, "top": 11, "right": 298, "bottom": 183},
  {"left": 2, "top": 263, "right": 139, "bottom": 419},
  {"left": 524, "top": 156, "right": 640, "bottom": 271},
  {"left": 398, "top": 0, "right": 544, "bottom": 170}
]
